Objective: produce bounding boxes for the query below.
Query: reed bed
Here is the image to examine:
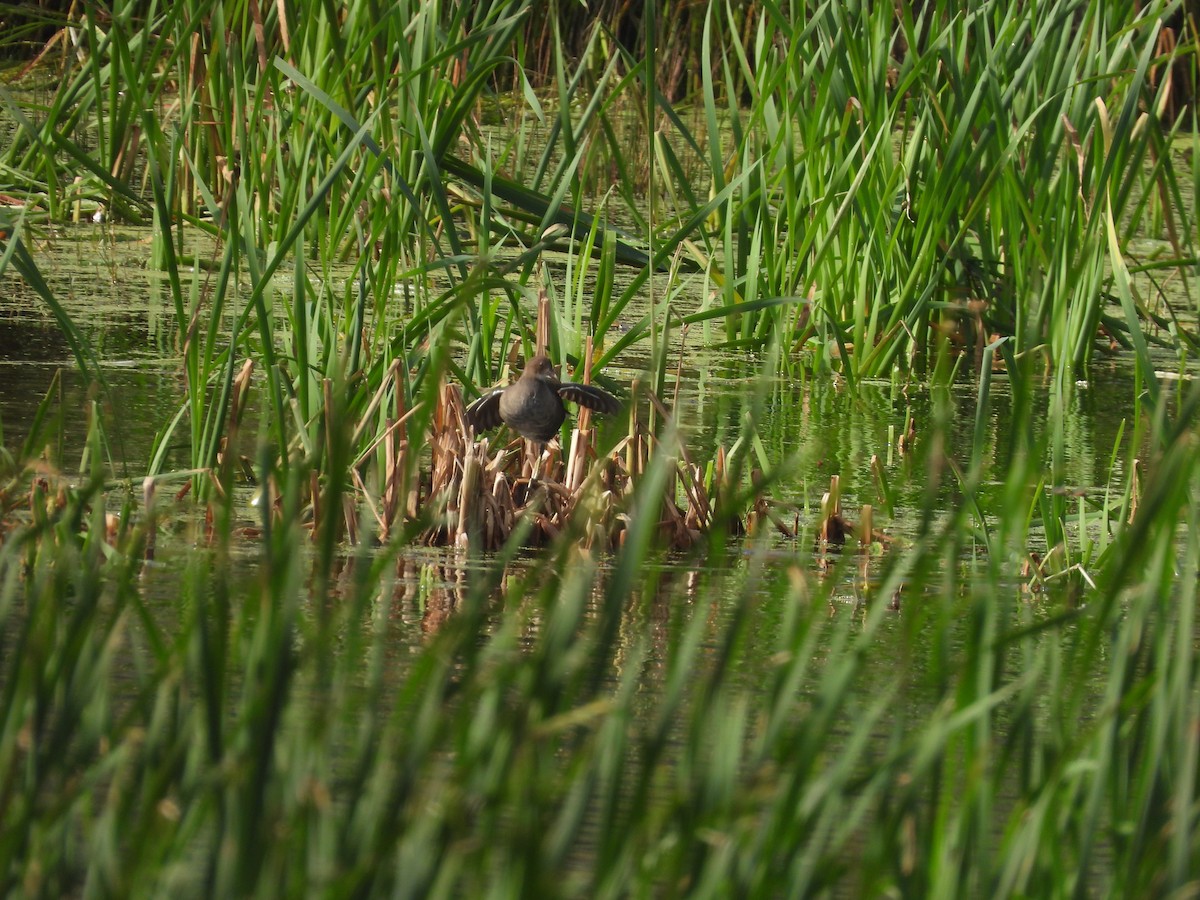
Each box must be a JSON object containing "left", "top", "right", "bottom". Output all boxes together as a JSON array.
[
  {"left": 367, "top": 374, "right": 760, "bottom": 553},
  {"left": 2, "top": 0, "right": 1200, "bottom": 895},
  {"left": 1, "top": 0, "right": 1193, "bottom": 401},
  {"left": 1, "top": 360, "right": 1199, "bottom": 895}
]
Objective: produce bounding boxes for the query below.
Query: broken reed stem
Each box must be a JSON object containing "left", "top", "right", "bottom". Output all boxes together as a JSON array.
[
  {"left": 383, "top": 416, "right": 398, "bottom": 535},
  {"left": 143, "top": 475, "right": 157, "bottom": 560},
  {"left": 626, "top": 379, "right": 641, "bottom": 482},
  {"left": 230, "top": 358, "right": 255, "bottom": 427},
  {"left": 565, "top": 428, "right": 585, "bottom": 493},
  {"left": 536, "top": 287, "right": 549, "bottom": 357},
  {"left": 394, "top": 360, "right": 412, "bottom": 524},
  {"left": 859, "top": 504, "right": 873, "bottom": 549},
  {"left": 577, "top": 334, "right": 595, "bottom": 427},
  {"left": 1129, "top": 458, "right": 1140, "bottom": 523},
  {"left": 456, "top": 441, "right": 482, "bottom": 548}
]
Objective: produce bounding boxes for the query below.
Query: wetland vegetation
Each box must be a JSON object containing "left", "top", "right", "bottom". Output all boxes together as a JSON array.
[{"left": 3, "top": 0, "right": 1200, "bottom": 895}]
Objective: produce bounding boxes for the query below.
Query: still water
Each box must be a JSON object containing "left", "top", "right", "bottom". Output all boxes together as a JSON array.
[
  {"left": 0, "top": 222, "right": 1146, "bottom": 890},
  {"left": 0, "top": 221, "right": 1142, "bottom": 633}
]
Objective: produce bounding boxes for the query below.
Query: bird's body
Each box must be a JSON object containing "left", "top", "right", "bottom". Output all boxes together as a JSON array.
[
  {"left": 465, "top": 355, "right": 621, "bottom": 442},
  {"left": 497, "top": 368, "right": 566, "bottom": 441}
]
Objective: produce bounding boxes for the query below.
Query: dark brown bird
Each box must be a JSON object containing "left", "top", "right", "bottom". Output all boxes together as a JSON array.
[{"left": 465, "top": 354, "right": 621, "bottom": 443}]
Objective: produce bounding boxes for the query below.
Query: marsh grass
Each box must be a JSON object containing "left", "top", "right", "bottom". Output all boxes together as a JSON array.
[
  {"left": 2, "top": 355, "right": 1199, "bottom": 894},
  {"left": 3, "top": 0, "right": 1200, "bottom": 894},
  {"left": 3, "top": 1, "right": 1191, "bottom": 401}
]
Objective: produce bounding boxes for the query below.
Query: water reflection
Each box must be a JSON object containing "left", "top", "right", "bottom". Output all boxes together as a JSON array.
[{"left": 0, "top": 224, "right": 1139, "bottom": 672}]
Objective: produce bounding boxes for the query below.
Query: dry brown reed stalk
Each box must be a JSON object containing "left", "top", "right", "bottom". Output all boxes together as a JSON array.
[
  {"left": 326, "top": 326, "right": 773, "bottom": 551},
  {"left": 1129, "top": 458, "right": 1141, "bottom": 522},
  {"left": 142, "top": 475, "right": 157, "bottom": 560},
  {"left": 214, "top": 358, "right": 255, "bottom": 483},
  {"left": 638, "top": 390, "right": 719, "bottom": 546},
  {"left": 382, "top": 412, "right": 399, "bottom": 536},
  {"left": 856, "top": 503, "right": 874, "bottom": 588},
  {"left": 897, "top": 416, "right": 917, "bottom": 455},
  {"left": 858, "top": 504, "right": 873, "bottom": 549},
  {"left": 454, "top": 437, "right": 483, "bottom": 549},
  {"left": 423, "top": 382, "right": 470, "bottom": 546},
  {"left": 535, "top": 289, "right": 550, "bottom": 351},
  {"left": 414, "top": 374, "right": 757, "bottom": 551},
  {"left": 349, "top": 361, "right": 418, "bottom": 541},
  {"left": 818, "top": 474, "right": 850, "bottom": 546}
]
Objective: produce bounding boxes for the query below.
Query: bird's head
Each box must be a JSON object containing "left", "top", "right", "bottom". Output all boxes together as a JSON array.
[{"left": 524, "top": 354, "right": 558, "bottom": 379}]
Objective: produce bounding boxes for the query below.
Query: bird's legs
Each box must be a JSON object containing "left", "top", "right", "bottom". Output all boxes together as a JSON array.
[{"left": 525, "top": 439, "right": 556, "bottom": 483}]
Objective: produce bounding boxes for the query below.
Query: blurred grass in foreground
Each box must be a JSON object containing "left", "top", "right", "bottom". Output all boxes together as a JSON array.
[{"left": 1, "top": 359, "right": 1198, "bottom": 895}]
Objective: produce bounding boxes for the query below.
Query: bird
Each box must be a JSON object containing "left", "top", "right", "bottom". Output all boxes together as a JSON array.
[{"left": 465, "top": 354, "right": 621, "bottom": 443}]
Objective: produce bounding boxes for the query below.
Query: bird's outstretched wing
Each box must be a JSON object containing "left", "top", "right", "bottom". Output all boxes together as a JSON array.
[
  {"left": 465, "top": 389, "right": 505, "bottom": 433},
  {"left": 556, "top": 383, "right": 621, "bottom": 416}
]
